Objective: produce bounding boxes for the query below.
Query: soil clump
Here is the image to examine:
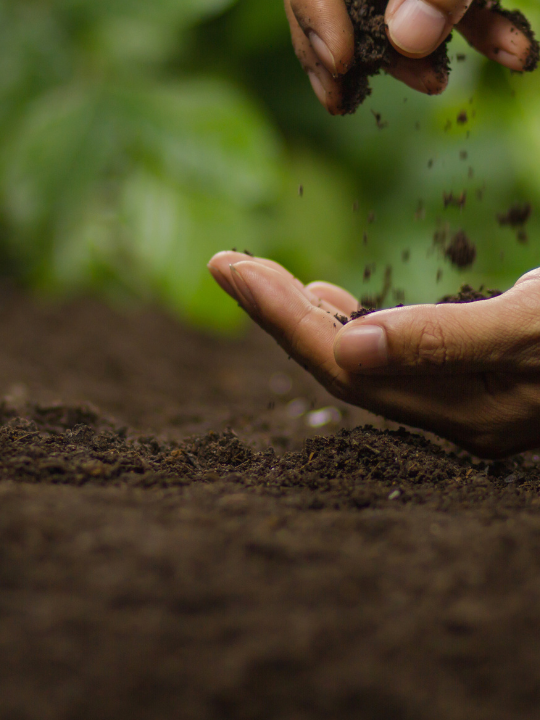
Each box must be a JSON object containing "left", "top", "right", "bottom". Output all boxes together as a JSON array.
[
  {"left": 1, "top": 288, "right": 540, "bottom": 720},
  {"left": 497, "top": 202, "right": 532, "bottom": 228},
  {"left": 444, "top": 229, "right": 477, "bottom": 269},
  {"left": 341, "top": 0, "right": 538, "bottom": 114},
  {"left": 438, "top": 283, "right": 502, "bottom": 304}
]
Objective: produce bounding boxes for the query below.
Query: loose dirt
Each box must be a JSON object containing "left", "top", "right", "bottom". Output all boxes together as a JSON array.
[
  {"left": 497, "top": 202, "right": 532, "bottom": 228},
  {"left": 1, "top": 288, "right": 540, "bottom": 720},
  {"left": 444, "top": 229, "right": 477, "bottom": 269},
  {"left": 341, "top": 0, "right": 539, "bottom": 113}
]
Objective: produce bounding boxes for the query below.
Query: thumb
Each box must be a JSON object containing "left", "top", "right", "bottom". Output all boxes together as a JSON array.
[
  {"left": 334, "top": 272, "right": 540, "bottom": 375},
  {"left": 385, "top": 0, "right": 467, "bottom": 58}
]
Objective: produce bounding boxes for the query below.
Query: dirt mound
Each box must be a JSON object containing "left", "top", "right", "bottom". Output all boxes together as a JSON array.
[{"left": 1, "top": 291, "right": 540, "bottom": 720}]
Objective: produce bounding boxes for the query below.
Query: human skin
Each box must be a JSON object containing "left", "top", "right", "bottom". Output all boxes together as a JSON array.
[
  {"left": 208, "top": 251, "right": 540, "bottom": 458},
  {"left": 285, "top": 0, "right": 535, "bottom": 113}
]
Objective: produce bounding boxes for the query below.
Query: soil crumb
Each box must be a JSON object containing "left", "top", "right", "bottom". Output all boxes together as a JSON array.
[
  {"left": 497, "top": 202, "right": 532, "bottom": 228},
  {"left": 443, "top": 191, "right": 467, "bottom": 210},
  {"left": 371, "top": 110, "right": 388, "bottom": 129},
  {"left": 444, "top": 229, "right": 477, "bottom": 269},
  {"left": 438, "top": 283, "right": 502, "bottom": 304}
]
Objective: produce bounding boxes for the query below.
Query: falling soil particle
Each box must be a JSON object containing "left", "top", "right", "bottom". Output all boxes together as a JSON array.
[
  {"left": 497, "top": 202, "right": 532, "bottom": 228},
  {"left": 371, "top": 110, "right": 388, "bottom": 129},
  {"left": 359, "top": 264, "right": 393, "bottom": 309},
  {"left": 428, "top": 159, "right": 434, "bottom": 168},
  {"left": 363, "top": 264, "right": 374, "bottom": 281},
  {"left": 298, "top": 185, "right": 304, "bottom": 197},
  {"left": 457, "top": 110, "right": 468, "bottom": 124},
  {"left": 517, "top": 229, "right": 528, "bottom": 244},
  {"left": 445, "top": 230, "right": 477, "bottom": 269},
  {"left": 456, "top": 53, "right": 467, "bottom": 61},
  {"left": 368, "top": 210, "right": 376, "bottom": 223},
  {"left": 443, "top": 191, "right": 467, "bottom": 210},
  {"left": 460, "top": 150, "right": 468, "bottom": 160},
  {"left": 402, "top": 249, "right": 410, "bottom": 262}
]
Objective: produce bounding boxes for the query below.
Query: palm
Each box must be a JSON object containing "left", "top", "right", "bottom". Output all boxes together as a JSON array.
[{"left": 208, "top": 251, "right": 540, "bottom": 458}]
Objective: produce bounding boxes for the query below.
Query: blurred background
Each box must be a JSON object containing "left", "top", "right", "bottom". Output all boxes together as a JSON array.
[{"left": 0, "top": 0, "right": 539, "bottom": 332}]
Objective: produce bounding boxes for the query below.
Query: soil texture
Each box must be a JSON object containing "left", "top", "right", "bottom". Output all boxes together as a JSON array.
[
  {"left": 497, "top": 202, "right": 532, "bottom": 228},
  {"left": 444, "top": 229, "right": 477, "bottom": 269},
  {"left": 341, "top": 0, "right": 538, "bottom": 113},
  {"left": 2, "top": 288, "right": 540, "bottom": 720},
  {"left": 438, "top": 283, "right": 502, "bottom": 304}
]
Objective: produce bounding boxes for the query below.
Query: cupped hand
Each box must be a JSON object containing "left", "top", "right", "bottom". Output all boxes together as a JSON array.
[
  {"left": 285, "top": 0, "right": 535, "bottom": 112},
  {"left": 208, "top": 250, "right": 540, "bottom": 458}
]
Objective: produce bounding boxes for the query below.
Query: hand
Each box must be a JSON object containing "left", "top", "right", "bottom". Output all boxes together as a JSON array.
[
  {"left": 208, "top": 250, "right": 540, "bottom": 458},
  {"left": 285, "top": 0, "right": 535, "bottom": 113}
]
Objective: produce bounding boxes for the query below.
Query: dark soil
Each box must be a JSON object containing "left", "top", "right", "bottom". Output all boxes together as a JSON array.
[
  {"left": 341, "top": 0, "right": 538, "bottom": 113},
  {"left": 438, "top": 283, "right": 502, "bottom": 304},
  {"left": 336, "top": 283, "right": 500, "bottom": 325},
  {"left": 3, "top": 288, "right": 540, "bottom": 720},
  {"left": 341, "top": 0, "right": 450, "bottom": 112},
  {"left": 497, "top": 202, "right": 532, "bottom": 228},
  {"left": 444, "top": 229, "right": 477, "bottom": 269},
  {"left": 443, "top": 190, "right": 467, "bottom": 210}
]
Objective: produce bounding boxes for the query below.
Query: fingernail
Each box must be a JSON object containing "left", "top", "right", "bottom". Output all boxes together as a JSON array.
[
  {"left": 207, "top": 263, "right": 237, "bottom": 299},
  {"left": 388, "top": 0, "right": 447, "bottom": 56},
  {"left": 309, "top": 32, "right": 337, "bottom": 76},
  {"left": 230, "top": 264, "right": 257, "bottom": 314},
  {"left": 493, "top": 48, "right": 524, "bottom": 72},
  {"left": 335, "top": 325, "right": 388, "bottom": 370},
  {"left": 307, "top": 71, "right": 328, "bottom": 110}
]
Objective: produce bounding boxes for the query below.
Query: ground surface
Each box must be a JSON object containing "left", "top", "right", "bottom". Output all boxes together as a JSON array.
[{"left": 1, "top": 289, "right": 540, "bottom": 720}]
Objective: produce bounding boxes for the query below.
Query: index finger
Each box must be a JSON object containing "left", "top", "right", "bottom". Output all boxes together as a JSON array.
[{"left": 287, "top": 0, "right": 355, "bottom": 75}]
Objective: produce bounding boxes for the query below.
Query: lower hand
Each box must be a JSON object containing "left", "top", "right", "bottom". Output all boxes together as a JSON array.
[
  {"left": 208, "top": 250, "right": 540, "bottom": 457},
  {"left": 285, "top": 0, "right": 536, "bottom": 113}
]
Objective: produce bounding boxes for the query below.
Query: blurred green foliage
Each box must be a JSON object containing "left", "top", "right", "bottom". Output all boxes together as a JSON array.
[{"left": 0, "top": 0, "right": 539, "bottom": 330}]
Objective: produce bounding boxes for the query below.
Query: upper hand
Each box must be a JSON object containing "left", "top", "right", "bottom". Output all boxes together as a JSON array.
[
  {"left": 208, "top": 250, "right": 540, "bottom": 458},
  {"left": 285, "top": 0, "right": 535, "bottom": 113}
]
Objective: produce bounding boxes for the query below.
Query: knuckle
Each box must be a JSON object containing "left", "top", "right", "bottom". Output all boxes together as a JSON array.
[{"left": 411, "top": 318, "right": 450, "bottom": 368}]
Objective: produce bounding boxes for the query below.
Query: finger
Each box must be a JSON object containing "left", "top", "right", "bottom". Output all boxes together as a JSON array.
[
  {"left": 386, "top": 0, "right": 469, "bottom": 58},
  {"left": 284, "top": 0, "right": 346, "bottom": 114},
  {"left": 457, "top": 3, "right": 536, "bottom": 72},
  {"left": 219, "top": 261, "right": 540, "bottom": 457},
  {"left": 227, "top": 261, "right": 349, "bottom": 391},
  {"left": 305, "top": 281, "right": 359, "bottom": 315},
  {"left": 334, "top": 275, "right": 540, "bottom": 374},
  {"left": 287, "top": 0, "right": 355, "bottom": 75},
  {"left": 386, "top": 52, "right": 449, "bottom": 94},
  {"left": 208, "top": 252, "right": 348, "bottom": 317}
]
